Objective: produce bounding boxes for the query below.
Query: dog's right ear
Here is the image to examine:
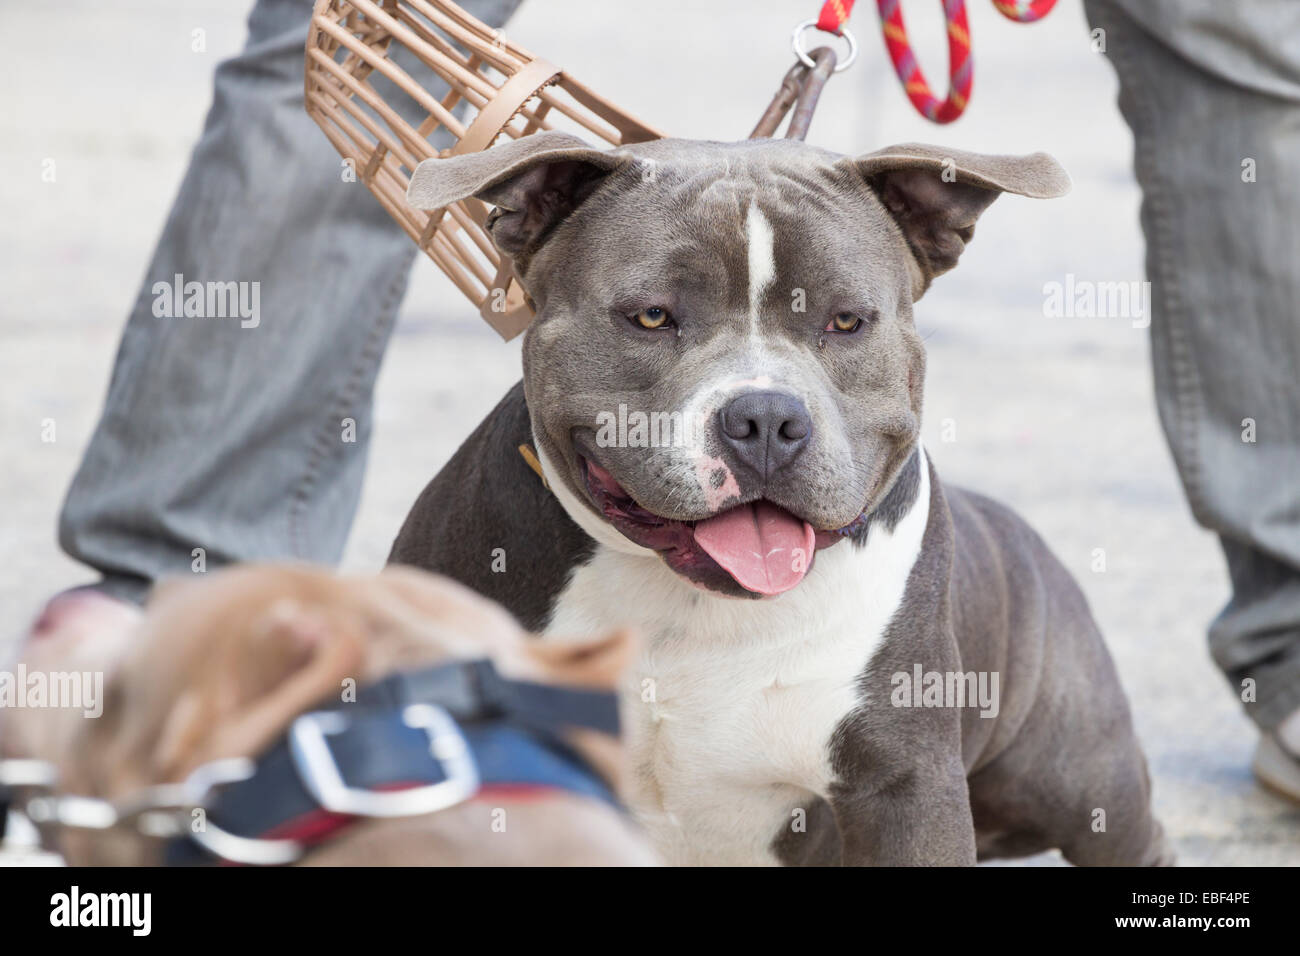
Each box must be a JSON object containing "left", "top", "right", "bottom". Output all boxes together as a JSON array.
[{"left": 407, "top": 131, "right": 629, "bottom": 267}]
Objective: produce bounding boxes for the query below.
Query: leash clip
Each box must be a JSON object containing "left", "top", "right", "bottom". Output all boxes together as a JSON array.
[
  {"left": 0, "top": 754, "right": 304, "bottom": 865},
  {"left": 289, "top": 704, "right": 479, "bottom": 819},
  {"left": 791, "top": 18, "right": 858, "bottom": 72}
]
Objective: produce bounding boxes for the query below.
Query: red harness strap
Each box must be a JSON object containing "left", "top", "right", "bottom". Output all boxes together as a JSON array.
[
  {"left": 210, "top": 782, "right": 565, "bottom": 865},
  {"left": 473, "top": 783, "right": 566, "bottom": 803},
  {"left": 255, "top": 781, "right": 431, "bottom": 849}
]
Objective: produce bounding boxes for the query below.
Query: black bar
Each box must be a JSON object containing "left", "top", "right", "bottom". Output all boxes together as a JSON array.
[{"left": 0, "top": 865, "right": 1275, "bottom": 941}]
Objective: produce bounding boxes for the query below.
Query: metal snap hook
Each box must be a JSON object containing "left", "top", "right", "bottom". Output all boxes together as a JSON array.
[{"left": 791, "top": 18, "right": 858, "bottom": 72}]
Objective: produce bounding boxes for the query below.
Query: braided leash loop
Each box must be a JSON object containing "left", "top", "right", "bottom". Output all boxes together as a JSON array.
[
  {"left": 813, "top": 0, "right": 1057, "bottom": 124},
  {"left": 991, "top": 0, "right": 1058, "bottom": 23},
  {"left": 876, "top": 0, "right": 972, "bottom": 124}
]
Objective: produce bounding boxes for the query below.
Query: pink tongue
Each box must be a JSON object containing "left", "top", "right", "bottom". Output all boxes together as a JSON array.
[{"left": 693, "top": 501, "right": 816, "bottom": 596}]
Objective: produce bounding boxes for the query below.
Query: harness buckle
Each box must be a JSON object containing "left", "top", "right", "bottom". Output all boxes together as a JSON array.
[
  {"left": 149, "top": 757, "right": 306, "bottom": 866},
  {"left": 289, "top": 704, "right": 480, "bottom": 819}
]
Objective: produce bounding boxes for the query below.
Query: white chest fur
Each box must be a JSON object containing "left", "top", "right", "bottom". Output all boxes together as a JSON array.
[{"left": 544, "top": 452, "right": 931, "bottom": 865}]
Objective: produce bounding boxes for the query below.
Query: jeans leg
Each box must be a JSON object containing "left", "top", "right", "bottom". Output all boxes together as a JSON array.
[
  {"left": 58, "top": 0, "right": 523, "bottom": 604},
  {"left": 1086, "top": 0, "right": 1300, "bottom": 730}
]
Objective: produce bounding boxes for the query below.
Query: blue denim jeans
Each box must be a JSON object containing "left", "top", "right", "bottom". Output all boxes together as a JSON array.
[
  {"left": 1088, "top": 0, "right": 1300, "bottom": 730},
  {"left": 58, "top": 0, "right": 521, "bottom": 599}
]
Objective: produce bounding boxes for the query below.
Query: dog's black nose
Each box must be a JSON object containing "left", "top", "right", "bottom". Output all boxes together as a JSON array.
[{"left": 719, "top": 390, "right": 812, "bottom": 480}]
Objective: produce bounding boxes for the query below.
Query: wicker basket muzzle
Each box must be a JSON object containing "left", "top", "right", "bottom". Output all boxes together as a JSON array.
[{"left": 304, "top": 0, "right": 663, "bottom": 339}]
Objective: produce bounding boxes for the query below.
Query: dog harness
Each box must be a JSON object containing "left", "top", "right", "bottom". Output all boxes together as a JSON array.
[{"left": 0, "top": 660, "right": 621, "bottom": 866}]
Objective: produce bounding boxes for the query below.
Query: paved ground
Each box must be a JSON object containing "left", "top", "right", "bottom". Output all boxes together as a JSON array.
[{"left": 2, "top": 0, "right": 1298, "bottom": 864}]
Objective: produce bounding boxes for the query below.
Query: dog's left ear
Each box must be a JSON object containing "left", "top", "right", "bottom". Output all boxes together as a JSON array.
[
  {"left": 407, "top": 130, "right": 631, "bottom": 270},
  {"left": 848, "top": 143, "right": 1070, "bottom": 298}
]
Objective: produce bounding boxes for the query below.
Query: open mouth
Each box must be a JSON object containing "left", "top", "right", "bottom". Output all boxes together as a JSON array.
[{"left": 579, "top": 456, "right": 839, "bottom": 597}]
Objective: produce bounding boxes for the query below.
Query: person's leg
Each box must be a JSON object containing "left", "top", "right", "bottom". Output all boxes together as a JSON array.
[
  {"left": 57, "top": 0, "right": 522, "bottom": 607},
  {"left": 1085, "top": 1, "right": 1300, "bottom": 757}
]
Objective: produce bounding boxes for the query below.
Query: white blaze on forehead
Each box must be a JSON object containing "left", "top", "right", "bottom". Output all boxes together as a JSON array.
[{"left": 745, "top": 203, "right": 776, "bottom": 331}]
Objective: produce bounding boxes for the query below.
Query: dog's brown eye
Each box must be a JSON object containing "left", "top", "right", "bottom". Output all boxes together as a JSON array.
[
  {"left": 632, "top": 307, "right": 673, "bottom": 330},
  {"left": 826, "top": 312, "right": 862, "bottom": 333}
]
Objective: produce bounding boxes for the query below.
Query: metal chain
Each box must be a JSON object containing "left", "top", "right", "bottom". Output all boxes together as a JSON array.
[{"left": 1, "top": 755, "right": 255, "bottom": 837}]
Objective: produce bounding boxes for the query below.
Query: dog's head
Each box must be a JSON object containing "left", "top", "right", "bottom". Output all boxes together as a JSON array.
[{"left": 410, "top": 133, "right": 1068, "bottom": 597}]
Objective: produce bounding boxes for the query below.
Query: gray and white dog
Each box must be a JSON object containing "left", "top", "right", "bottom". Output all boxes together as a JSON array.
[{"left": 390, "top": 131, "right": 1171, "bottom": 866}]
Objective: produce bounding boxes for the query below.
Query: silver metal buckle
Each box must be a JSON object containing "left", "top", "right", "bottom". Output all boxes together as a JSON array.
[
  {"left": 288, "top": 704, "right": 479, "bottom": 818},
  {"left": 188, "top": 819, "right": 303, "bottom": 866},
  {"left": 139, "top": 757, "right": 306, "bottom": 866}
]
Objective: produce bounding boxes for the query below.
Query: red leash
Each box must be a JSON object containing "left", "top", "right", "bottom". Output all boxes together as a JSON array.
[{"left": 813, "top": 0, "right": 1057, "bottom": 124}]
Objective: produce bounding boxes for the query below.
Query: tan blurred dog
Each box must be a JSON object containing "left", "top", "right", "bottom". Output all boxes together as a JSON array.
[{"left": 3, "top": 564, "right": 656, "bottom": 866}]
